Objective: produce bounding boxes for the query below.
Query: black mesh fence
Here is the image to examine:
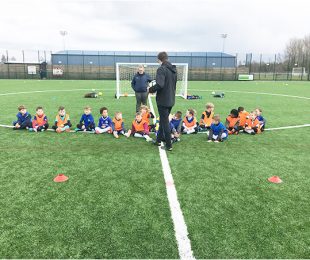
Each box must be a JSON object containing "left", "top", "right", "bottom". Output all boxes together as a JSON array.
[{"left": 0, "top": 50, "right": 309, "bottom": 81}]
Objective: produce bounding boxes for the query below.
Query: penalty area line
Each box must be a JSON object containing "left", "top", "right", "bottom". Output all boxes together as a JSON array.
[{"left": 148, "top": 95, "right": 195, "bottom": 260}]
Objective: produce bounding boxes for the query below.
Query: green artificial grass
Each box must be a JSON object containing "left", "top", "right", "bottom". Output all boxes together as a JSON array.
[{"left": 0, "top": 79, "right": 309, "bottom": 258}]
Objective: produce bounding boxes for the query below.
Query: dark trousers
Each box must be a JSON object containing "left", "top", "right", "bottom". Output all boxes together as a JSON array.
[
  {"left": 76, "top": 122, "right": 95, "bottom": 131},
  {"left": 156, "top": 105, "right": 172, "bottom": 148},
  {"left": 36, "top": 123, "right": 49, "bottom": 131},
  {"left": 135, "top": 92, "right": 148, "bottom": 112},
  {"left": 13, "top": 120, "right": 32, "bottom": 130}
]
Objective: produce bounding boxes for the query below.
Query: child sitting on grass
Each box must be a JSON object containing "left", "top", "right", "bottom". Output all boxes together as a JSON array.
[
  {"left": 52, "top": 106, "right": 72, "bottom": 133},
  {"left": 13, "top": 105, "right": 32, "bottom": 130},
  {"left": 140, "top": 105, "right": 155, "bottom": 132},
  {"left": 255, "top": 107, "right": 266, "bottom": 132},
  {"left": 182, "top": 108, "right": 198, "bottom": 134},
  {"left": 112, "top": 112, "right": 127, "bottom": 138},
  {"left": 76, "top": 106, "right": 95, "bottom": 132},
  {"left": 207, "top": 115, "right": 228, "bottom": 142},
  {"left": 225, "top": 109, "right": 239, "bottom": 135},
  {"left": 95, "top": 107, "right": 112, "bottom": 134},
  {"left": 244, "top": 111, "right": 261, "bottom": 135},
  {"left": 199, "top": 102, "right": 214, "bottom": 132},
  {"left": 170, "top": 111, "right": 182, "bottom": 143},
  {"left": 31, "top": 106, "right": 49, "bottom": 132},
  {"left": 125, "top": 112, "right": 153, "bottom": 142},
  {"left": 238, "top": 106, "right": 249, "bottom": 132}
]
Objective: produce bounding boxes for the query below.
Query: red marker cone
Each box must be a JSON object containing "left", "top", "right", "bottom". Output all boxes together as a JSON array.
[
  {"left": 268, "top": 176, "right": 282, "bottom": 184},
  {"left": 54, "top": 174, "right": 69, "bottom": 183}
]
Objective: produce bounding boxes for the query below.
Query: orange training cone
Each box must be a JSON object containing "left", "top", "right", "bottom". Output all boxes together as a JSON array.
[
  {"left": 268, "top": 176, "right": 282, "bottom": 184},
  {"left": 54, "top": 174, "right": 69, "bottom": 183}
]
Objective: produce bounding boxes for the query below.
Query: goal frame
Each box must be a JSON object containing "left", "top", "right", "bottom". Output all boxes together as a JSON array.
[
  {"left": 292, "top": 67, "right": 307, "bottom": 77},
  {"left": 116, "top": 62, "right": 188, "bottom": 99}
]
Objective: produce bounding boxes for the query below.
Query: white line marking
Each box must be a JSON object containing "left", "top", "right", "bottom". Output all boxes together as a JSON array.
[
  {"left": 148, "top": 95, "right": 195, "bottom": 260},
  {"left": 0, "top": 124, "right": 78, "bottom": 132},
  {"left": 189, "top": 89, "right": 310, "bottom": 100},
  {"left": 2, "top": 123, "right": 309, "bottom": 133},
  {"left": 0, "top": 89, "right": 115, "bottom": 96},
  {"left": 265, "top": 124, "right": 310, "bottom": 131}
]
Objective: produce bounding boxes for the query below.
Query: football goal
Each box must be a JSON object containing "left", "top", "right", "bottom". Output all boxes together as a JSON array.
[
  {"left": 292, "top": 67, "right": 307, "bottom": 76},
  {"left": 116, "top": 63, "right": 188, "bottom": 99}
]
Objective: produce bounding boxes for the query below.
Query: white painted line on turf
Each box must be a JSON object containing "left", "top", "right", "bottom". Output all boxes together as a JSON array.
[
  {"left": 265, "top": 124, "right": 310, "bottom": 131},
  {"left": 2, "top": 122, "right": 309, "bottom": 134},
  {"left": 0, "top": 124, "right": 14, "bottom": 128},
  {"left": 189, "top": 89, "right": 310, "bottom": 100},
  {"left": 148, "top": 95, "right": 195, "bottom": 260},
  {"left": 0, "top": 88, "right": 115, "bottom": 96},
  {"left": 195, "top": 123, "right": 310, "bottom": 133}
]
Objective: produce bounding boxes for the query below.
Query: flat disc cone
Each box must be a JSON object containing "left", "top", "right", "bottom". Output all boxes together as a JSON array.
[
  {"left": 268, "top": 176, "right": 282, "bottom": 184},
  {"left": 54, "top": 174, "right": 69, "bottom": 182}
]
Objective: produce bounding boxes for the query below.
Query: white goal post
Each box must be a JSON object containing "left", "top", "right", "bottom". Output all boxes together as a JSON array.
[{"left": 116, "top": 62, "right": 188, "bottom": 99}]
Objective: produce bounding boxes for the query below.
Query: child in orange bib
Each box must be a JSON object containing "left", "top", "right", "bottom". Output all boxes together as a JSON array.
[
  {"left": 52, "top": 106, "right": 72, "bottom": 133},
  {"left": 125, "top": 112, "right": 153, "bottom": 142}
]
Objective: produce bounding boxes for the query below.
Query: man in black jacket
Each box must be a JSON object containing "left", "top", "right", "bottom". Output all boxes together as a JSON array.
[
  {"left": 148, "top": 52, "right": 177, "bottom": 151},
  {"left": 131, "top": 65, "right": 152, "bottom": 112}
]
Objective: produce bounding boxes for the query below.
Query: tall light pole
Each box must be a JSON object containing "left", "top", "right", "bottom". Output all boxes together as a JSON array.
[
  {"left": 60, "top": 30, "right": 68, "bottom": 51},
  {"left": 220, "top": 33, "right": 228, "bottom": 53}
]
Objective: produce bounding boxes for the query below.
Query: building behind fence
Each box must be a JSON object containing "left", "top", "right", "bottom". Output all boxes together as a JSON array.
[{"left": 0, "top": 50, "right": 309, "bottom": 80}]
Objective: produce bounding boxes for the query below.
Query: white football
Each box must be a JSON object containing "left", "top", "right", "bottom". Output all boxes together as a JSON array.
[{"left": 149, "top": 80, "right": 156, "bottom": 87}]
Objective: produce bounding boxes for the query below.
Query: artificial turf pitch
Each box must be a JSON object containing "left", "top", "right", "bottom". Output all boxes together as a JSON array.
[{"left": 0, "top": 79, "right": 309, "bottom": 258}]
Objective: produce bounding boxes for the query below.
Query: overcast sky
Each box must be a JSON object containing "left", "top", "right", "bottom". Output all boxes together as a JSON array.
[{"left": 0, "top": 0, "right": 310, "bottom": 58}]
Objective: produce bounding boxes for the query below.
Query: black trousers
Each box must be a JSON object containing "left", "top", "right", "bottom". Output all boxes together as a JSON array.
[
  {"left": 135, "top": 92, "right": 148, "bottom": 112},
  {"left": 156, "top": 105, "right": 172, "bottom": 148},
  {"left": 76, "top": 122, "right": 95, "bottom": 131}
]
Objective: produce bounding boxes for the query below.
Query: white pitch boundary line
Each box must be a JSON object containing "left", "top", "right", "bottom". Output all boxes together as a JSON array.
[
  {"left": 0, "top": 124, "right": 82, "bottom": 133},
  {"left": 189, "top": 89, "right": 310, "bottom": 100},
  {"left": 148, "top": 95, "right": 195, "bottom": 260},
  {"left": 0, "top": 88, "right": 116, "bottom": 96},
  {"left": 264, "top": 124, "right": 310, "bottom": 131},
  {"left": 195, "top": 123, "right": 310, "bottom": 133},
  {"left": 1, "top": 123, "right": 310, "bottom": 133},
  {"left": 1, "top": 88, "right": 309, "bottom": 100}
]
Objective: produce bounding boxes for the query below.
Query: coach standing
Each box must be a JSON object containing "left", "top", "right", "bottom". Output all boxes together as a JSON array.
[
  {"left": 148, "top": 52, "right": 177, "bottom": 151},
  {"left": 131, "top": 65, "right": 151, "bottom": 112}
]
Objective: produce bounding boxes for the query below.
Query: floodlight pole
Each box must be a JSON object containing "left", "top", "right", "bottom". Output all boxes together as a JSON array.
[
  {"left": 220, "top": 34, "right": 228, "bottom": 53},
  {"left": 60, "top": 30, "right": 68, "bottom": 51}
]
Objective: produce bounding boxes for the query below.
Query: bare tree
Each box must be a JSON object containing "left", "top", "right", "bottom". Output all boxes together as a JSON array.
[
  {"left": 1, "top": 54, "right": 6, "bottom": 63},
  {"left": 284, "top": 34, "right": 310, "bottom": 67}
]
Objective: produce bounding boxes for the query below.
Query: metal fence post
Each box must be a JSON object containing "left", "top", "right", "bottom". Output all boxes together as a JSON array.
[
  {"left": 22, "top": 50, "right": 26, "bottom": 79},
  {"left": 6, "top": 50, "right": 10, "bottom": 79},
  {"left": 234, "top": 53, "right": 238, "bottom": 80},
  {"left": 273, "top": 54, "right": 276, "bottom": 80},
  {"left": 220, "top": 52, "right": 223, "bottom": 81},
  {"left": 66, "top": 50, "right": 69, "bottom": 80},
  {"left": 205, "top": 52, "right": 208, "bottom": 81}
]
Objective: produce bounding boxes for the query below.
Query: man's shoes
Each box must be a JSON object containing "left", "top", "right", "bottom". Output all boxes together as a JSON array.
[
  {"left": 162, "top": 146, "right": 173, "bottom": 151},
  {"left": 153, "top": 140, "right": 162, "bottom": 146}
]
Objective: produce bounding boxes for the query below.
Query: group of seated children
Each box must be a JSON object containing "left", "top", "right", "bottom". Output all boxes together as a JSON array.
[
  {"left": 166, "top": 103, "right": 228, "bottom": 143},
  {"left": 12, "top": 104, "right": 154, "bottom": 142},
  {"left": 225, "top": 107, "right": 266, "bottom": 135},
  {"left": 165, "top": 103, "right": 266, "bottom": 143},
  {"left": 13, "top": 103, "right": 266, "bottom": 143},
  {"left": 13, "top": 105, "right": 49, "bottom": 132}
]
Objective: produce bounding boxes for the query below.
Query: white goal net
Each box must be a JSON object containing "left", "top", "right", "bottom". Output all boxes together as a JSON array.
[{"left": 116, "top": 63, "right": 188, "bottom": 99}]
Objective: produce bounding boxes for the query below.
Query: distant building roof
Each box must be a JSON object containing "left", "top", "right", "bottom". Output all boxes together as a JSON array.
[{"left": 53, "top": 50, "right": 235, "bottom": 58}]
